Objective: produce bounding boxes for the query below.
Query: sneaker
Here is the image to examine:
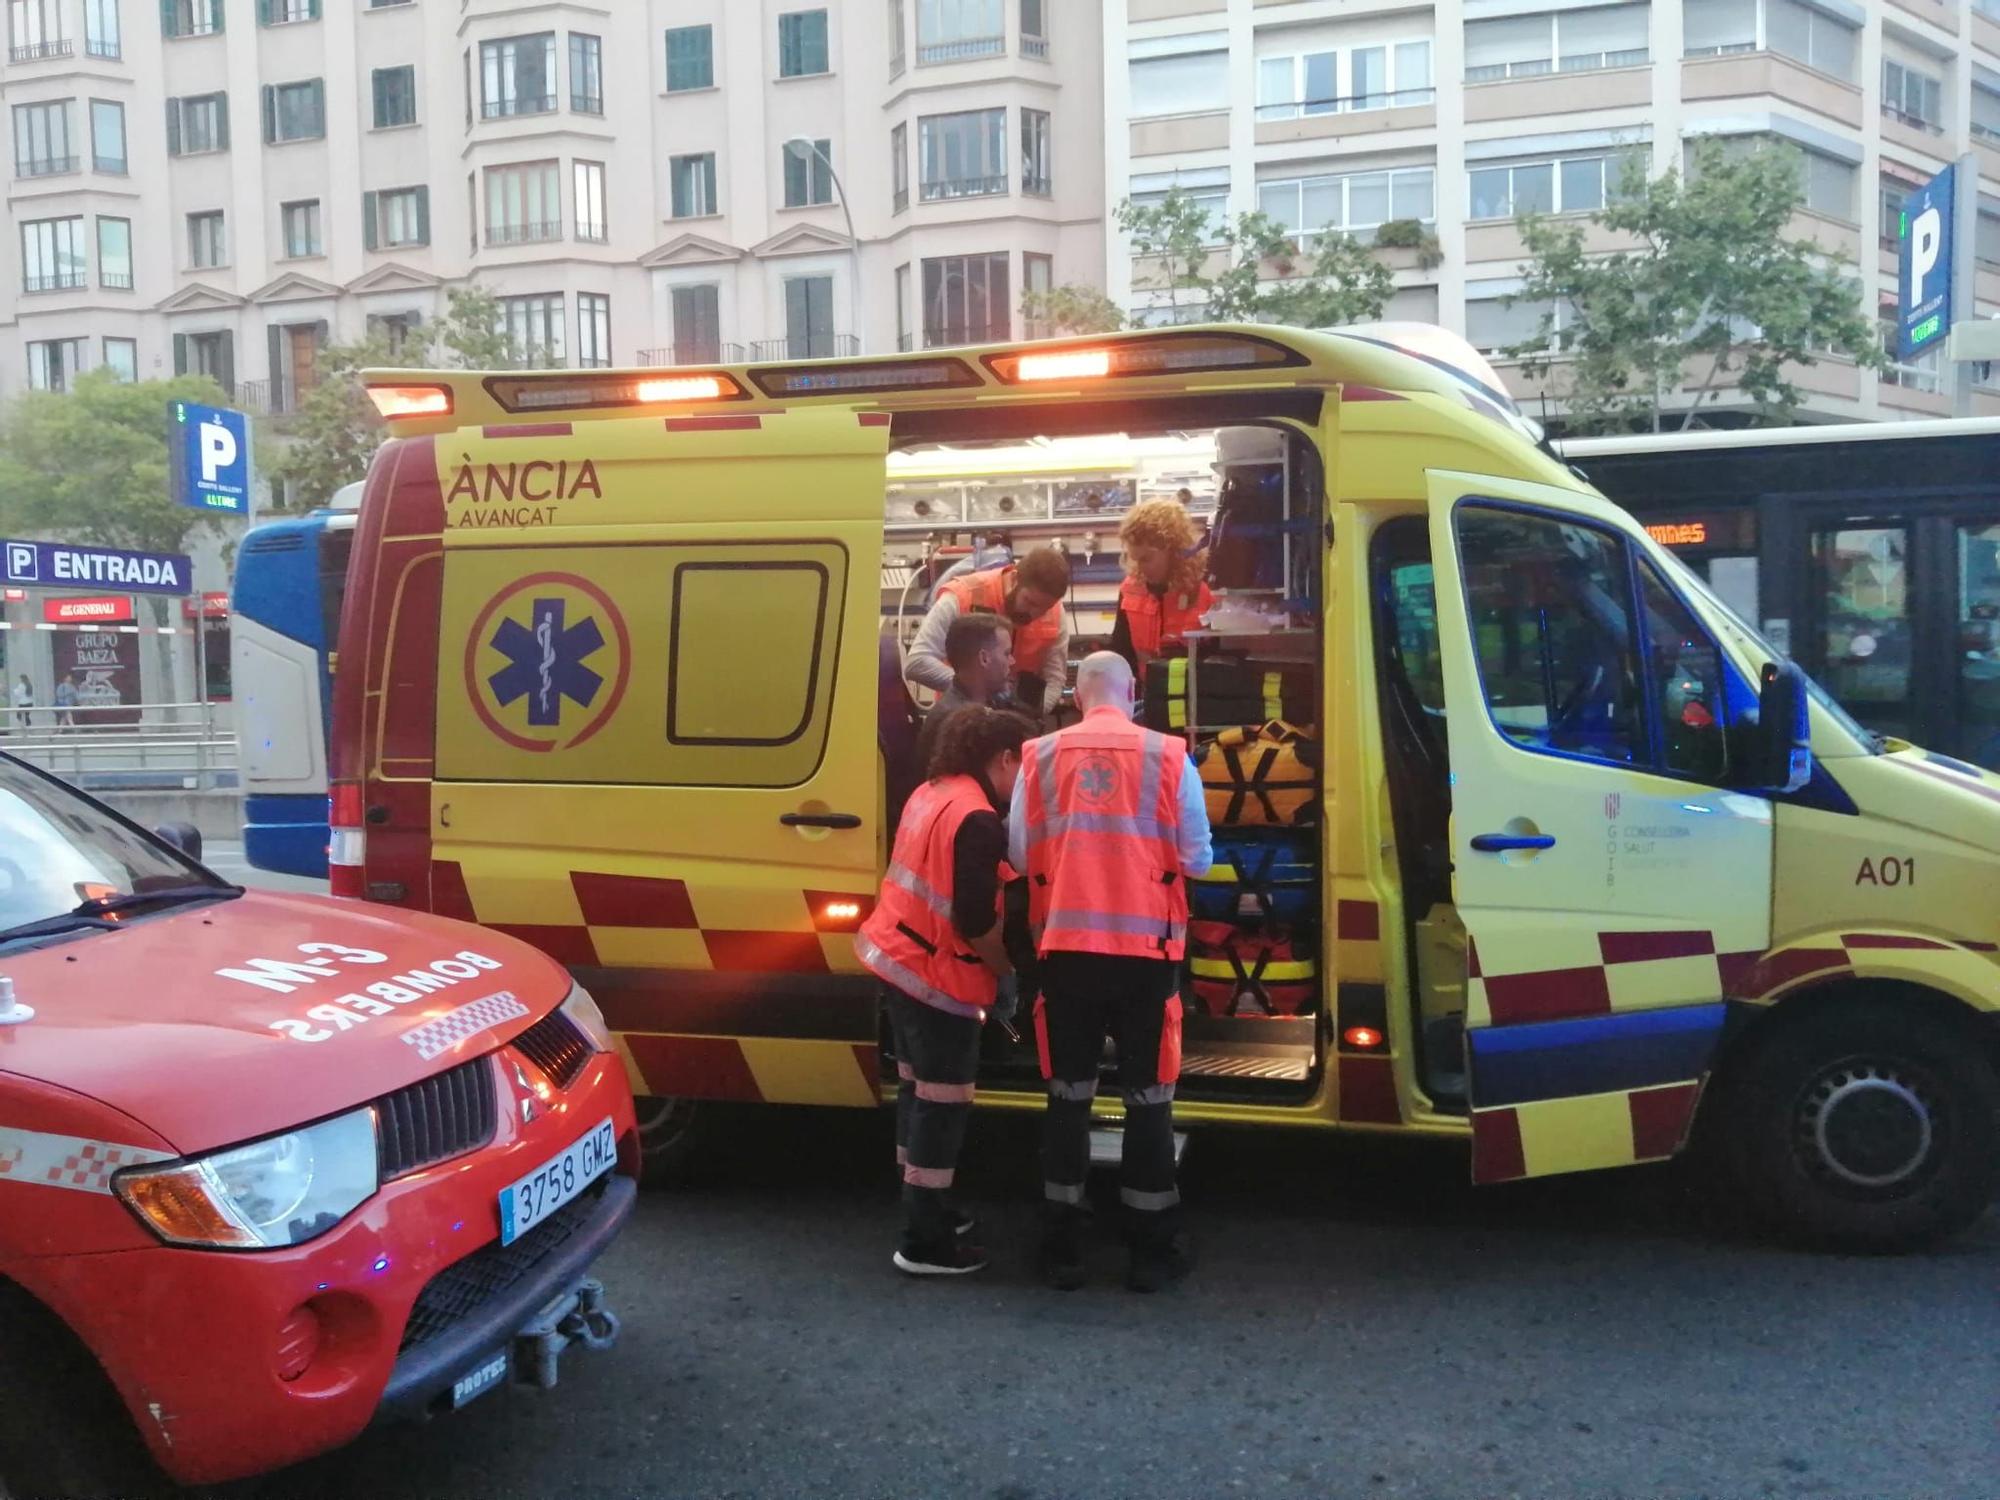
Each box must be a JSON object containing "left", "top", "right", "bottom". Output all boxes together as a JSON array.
[
  {"left": 1038, "top": 1220, "right": 1087, "bottom": 1292},
  {"left": 1124, "top": 1234, "right": 1195, "bottom": 1294},
  {"left": 893, "top": 1241, "right": 989, "bottom": 1277}
]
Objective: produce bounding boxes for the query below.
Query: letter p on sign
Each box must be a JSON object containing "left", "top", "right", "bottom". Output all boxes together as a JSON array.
[
  {"left": 1910, "top": 205, "right": 1943, "bottom": 304},
  {"left": 198, "top": 419, "right": 239, "bottom": 483}
]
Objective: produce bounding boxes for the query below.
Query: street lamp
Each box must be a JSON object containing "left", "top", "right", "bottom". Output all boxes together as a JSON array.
[{"left": 783, "top": 136, "right": 864, "bottom": 355}]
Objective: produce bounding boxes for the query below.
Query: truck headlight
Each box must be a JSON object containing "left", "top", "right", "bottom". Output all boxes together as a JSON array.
[
  {"left": 560, "top": 980, "right": 613, "bottom": 1052},
  {"left": 115, "top": 1108, "right": 379, "bottom": 1249}
]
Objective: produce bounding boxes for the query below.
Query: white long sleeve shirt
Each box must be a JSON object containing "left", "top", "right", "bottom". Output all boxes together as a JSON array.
[{"left": 904, "top": 591, "right": 1070, "bottom": 717}]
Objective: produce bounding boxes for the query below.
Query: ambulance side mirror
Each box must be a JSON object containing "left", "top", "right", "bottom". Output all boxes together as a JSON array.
[
  {"left": 153, "top": 821, "right": 204, "bottom": 863},
  {"left": 1747, "top": 661, "right": 1811, "bottom": 795}
]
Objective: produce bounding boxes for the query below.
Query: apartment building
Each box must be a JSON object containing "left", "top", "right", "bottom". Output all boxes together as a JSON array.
[
  {"left": 1105, "top": 0, "right": 2000, "bottom": 423},
  {"left": 0, "top": 0, "right": 1104, "bottom": 411}
]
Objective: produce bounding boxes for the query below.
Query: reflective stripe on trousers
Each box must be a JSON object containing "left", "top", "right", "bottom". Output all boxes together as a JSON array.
[{"left": 1120, "top": 1185, "right": 1180, "bottom": 1211}]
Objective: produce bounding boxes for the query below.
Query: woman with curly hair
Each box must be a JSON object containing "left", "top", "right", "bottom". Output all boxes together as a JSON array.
[
  {"left": 854, "top": 704, "right": 1033, "bottom": 1277},
  {"left": 1110, "top": 497, "right": 1213, "bottom": 671}
]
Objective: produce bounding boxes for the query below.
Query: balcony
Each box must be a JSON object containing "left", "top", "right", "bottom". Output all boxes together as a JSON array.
[
  {"left": 1465, "top": 49, "right": 1646, "bottom": 82},
  {"left": 1021, "top": 35, "right": 1048, "bottom": 61},
  {"left": 480, "top": 95, "right": 555, "bottom": 120},
  {"left": 1256, "top": 87, "right": 1437, "bottom": 121},
  {"left": 920, "top": 174, "right": 1007, "bottom": 203},
  {"left": 1881, "top": 103, "right": 1945, "bottom": 137},
  {"left": 21, "top": 272, "right": 86, "bottom": 294},
  {"left": 747, "top": 334, "right": 860, "bottom": 361},
  {"left": 638, "top": 343, "right": 746, "bottom": 366},
  {"left": 484, "top": 221, "right": 563, "bottom": 247},
  {"left": 17, "top": 156, "right": 78, "bottom": 179},
  {"left": 918, "top": 34, "right": 1003, "bottom": 65},
  {"left": 84, "top": 35, "right": 118, "bottom": 57},
  {"left": 9, "top": 37, "right": 72, "bottom": 61},
  {"left": 1023, "top": 173, "right": 1051, "bottom": 197},
  {"left": 100, "top": 271, "right": 133, "bottom": 290},
  {"left": 238, "top": 375, "right": 319, "bottom": 418}
]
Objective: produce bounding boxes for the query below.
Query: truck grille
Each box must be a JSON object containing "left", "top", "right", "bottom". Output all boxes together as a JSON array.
[
  {"left": 398, "top": 1180, "right": 606, "bottom": 1352},
  {"left": 510, "top": 1009, "right": 591, "bottom": 1089},
  {"left": 376, "top": 1057, "right": 498, "bottom": 1181}
]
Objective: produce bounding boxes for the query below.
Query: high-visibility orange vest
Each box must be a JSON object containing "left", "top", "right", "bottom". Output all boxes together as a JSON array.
[
  {"left": 940, "top": 566, "right": 1063, "bottom": 675},
  {"left": 1118, "top": 574, "right": 1213, "bottom": 660},
  {"left": 1021, "top": 706, "right": 1191, "bottom": 961},
  {"left": 855, "top": 774, "right": 1006, "bottom": 1018}
]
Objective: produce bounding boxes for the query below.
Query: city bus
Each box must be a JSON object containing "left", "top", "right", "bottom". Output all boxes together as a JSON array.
[
  {"left": 1561, "top": 418, "right": 2000, "bottom": 770},
  {"left": 230, "top": 482, "right": 360, "bottom": 876}
]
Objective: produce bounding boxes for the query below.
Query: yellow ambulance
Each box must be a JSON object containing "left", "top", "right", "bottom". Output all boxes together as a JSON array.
[{"left": 332, "top": 326, "right": 2000, "bottom": 1250}]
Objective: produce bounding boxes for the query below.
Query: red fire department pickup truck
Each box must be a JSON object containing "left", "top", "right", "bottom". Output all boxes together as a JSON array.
[{"left": 0, "top": 752, "right": 639, "bottom": 1492}]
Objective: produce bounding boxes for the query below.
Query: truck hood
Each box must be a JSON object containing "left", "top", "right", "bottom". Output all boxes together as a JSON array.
[{"left": 0, "top": 891, "right": 570, "bottom": 1155}]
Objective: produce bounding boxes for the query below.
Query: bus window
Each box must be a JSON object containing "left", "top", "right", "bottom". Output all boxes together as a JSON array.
[
  {"left": 1812, "top": 526, "right": 1912, "bottom": 743},
  {"left": 1959, "top": 521, "right": 2000, "bottom": 769}
]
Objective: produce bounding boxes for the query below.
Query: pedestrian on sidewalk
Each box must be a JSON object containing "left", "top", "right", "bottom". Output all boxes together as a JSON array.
[{"left": 9, "top": 675, "right": 32, "bottom": 734}]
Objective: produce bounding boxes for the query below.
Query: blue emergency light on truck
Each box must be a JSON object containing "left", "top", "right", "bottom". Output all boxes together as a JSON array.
[{"left": 230, "top": 484, "right": 359, "bottom": 877}]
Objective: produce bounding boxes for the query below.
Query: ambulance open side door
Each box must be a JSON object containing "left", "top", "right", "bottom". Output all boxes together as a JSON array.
[{"left": 1424, "top": 471, "right": 1774, "bottom": 1183}]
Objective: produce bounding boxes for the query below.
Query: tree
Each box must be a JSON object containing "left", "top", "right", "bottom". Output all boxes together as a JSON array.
[
  {"left": 1019, "top": 284, "right": 1126, "bottom": 337},
  {"left": 1506, "top": 140, "right": 1885, "bottom": 434},
  {"left": 1119, "top": 187, "right": 1395, "bottom": 329}
]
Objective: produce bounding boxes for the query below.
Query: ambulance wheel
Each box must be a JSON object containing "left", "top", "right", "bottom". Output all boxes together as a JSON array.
[
  {"left": 0, "top": 1284, "right": 163, "bottom": 1499},
  {"left": 636, "top": 1095, "right": 705, "bottom": 1185},
  {"left": 1720, "top": 998, "right": 2000, "bottom": 1252}
]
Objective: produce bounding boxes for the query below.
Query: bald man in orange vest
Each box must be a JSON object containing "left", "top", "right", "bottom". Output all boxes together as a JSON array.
[{"left": 1008, "top": 650, "right": 1212, "bottom": 1293}]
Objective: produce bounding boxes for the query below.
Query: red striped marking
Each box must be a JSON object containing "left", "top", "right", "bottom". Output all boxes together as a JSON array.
[
  {"left": 430, "top": 858, "right": 477, "bottom": 922},
  {"left": 1337, "top": 1055, "right": 1400, "bottom": 1124},
  {"left": 1742, "top": 947, "right": 1849, "bottom": 997},
  {"left": 857, "top": 412, "right": 891, "bottom": 426},
  {"left": 489, "top": 922, "right": 601, "bottom": 967},
  {"left": 1717, "top": 949, "right": 1765, "bottom": 996},
  {"left": 1336, "top": 899, "right": 1380, "bottom": 942},
  {"left": 1599, "top": 929, "right": 1715, "bottom": 964},
  {"left": 624, "top": 1034, "right": 764, "bottom": 1102},
  {"left": 1470, "top": 1108, "right": 1526, "bottom": 1183},
  {"left": 482, "top": 423, "right": 573, "bottom": 438},
  {"left": 1628, "top": 1081, "right": 1702, "bottom": 1160},
  {"left": 1964, "top": 940, "right": 1999, "bottom": 952},
  {"left": 702, "top": 929, "right": 828, "bottom": 972},
  {"left": 571, "top": 871, "right": 698, "bottom": 929},
  {"left": 1842, "top": 933, "right": 1948, "bottom": 950},
  {"left": 665, "top": 414, "right": 762, "bottom": 432},
  {"left": 1902, "top": 758, "right": 2000, "bottom": 807},
  {"left": 1466, "top": 936, "right": 1482, "bottom": 978},
  {"left": 1482, "top": 964, "right": 1612, "bottom": 1026}
]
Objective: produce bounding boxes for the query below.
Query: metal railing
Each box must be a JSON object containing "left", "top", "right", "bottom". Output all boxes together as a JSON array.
[
  {"left": 1021, "top": 35, "right": 1048, "bottom": 61},
  {"left": 920, "top": 173, "right": 1007, "bottom": 202},
  {"left": 84, "top": 35, "right": 118, "bottom": 57},
  {"left": 1257, "top": 87, "right": 1437, "bottom": 119},
  {"left": 638, "top": 342, "right": 745, "bottom": 366},
  {"left": 238, "top": 375, "right": 319, "bottom": 415},
  {"left": 481, "top": 94, "right": 555, "bottom": 119},
  {"left": 9, "top": 37, "right": 72, "bottom": 60},
  {"left": 747, "top": 334, "right": 860, "bottom": 361},
  {"left": 16, "top": 156, "right": 78, "bottom": 178},
  {"left": 1882, "top": 103, "right": 1945, "bottom": 135},
  {"left": 0, "top": 701, "right": 238, "bottom": 793},
  {"left": 918, "top": 34, "right": 1003, "bottom": 64},
  {"left": 21, "top": 272, "right": 87, "bottom": 293},
  {"left": 485, "top": 221, "right": 563, "bottom": 247}
]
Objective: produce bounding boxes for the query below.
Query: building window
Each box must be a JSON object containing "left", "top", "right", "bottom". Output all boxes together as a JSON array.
[
  {"left": 917, "top": 0, "right": 1001, "bottom": 64},
  {"left": 1020, "top": 108, "right": 1050, "bottom": 196},
  {"left": 20, "top": 215, "right": 85, "bottom": 291},
  {"left": 671, "top": 152, "right": 718, "bottom": 218},
  {"left": 784, "top": 275, "right": 837, "bottom": 357},
  {"left": 1880, "top": 180, "right": 1908, "bottom": 249},
  {"left": 777, "top": 9, "right": 828, "bottom": 78},
  {"left": 1466, "top": 296, "right": 1569, "bottom": 356},
  {"left": 1020, "top": 0, "right": 1046, "bottom": 60},
  {"left": 261, "top": 0, "right": 320, "bottom": 24},
  {"left": 484, "top": 160, "right": 561, "bottom": 246},
  {"left": 891, "top": 122, "right": 908, "bottom": 212},
  {"left": 665, "top": 24, "right": 713, "bottom": 90},
  {"left": 1881, "top": 318, "right": 1941, "bottom": 392},
  {"left": 263, "top": 79, "right": 326, "bottom": 143},
  {"left": 281, "top": 199, "right": 321, "bottom": 258},
  {"left": 895, "top": 262, "right": 912, "bottom": 350},
  {"left": 161, "top": 0, "right": 220, "bottom": 38},
  {"left": 1465, "top": 5, "right": 1648, "bottom": 82},
  {"left": 569, "top": 32, "right": 602, "bottom": 113},
  {"left": 1259, "top": 166, "right": 1435, "bottom": 239},
  {"left": 373, "top": 65, "right": 416, "bottom": 127},
  {"left": 367, "top": 312, "right": 422, "bottom": 354},
  {"left": 1685, "top": 0, "right": 1856, "bottom": 82},
  {"left": 268, "top": 321, "right": 324, "bottom": 413},
  {"left": 176, "top": 329, "right": 234, "bottom": 394},
  {"left": 1022, "top": 251, "right": 1052, "bottom": 337},
  {"left": 84, "top": 0, "right": 117, "bottom": 57},
  {"left": 577, "top": 292, "right": 611, "bottom": 368},
  {"left": 497, "top": 293, "right": 565, "bottom": 366},
  {"left": 13, "top": 100, "right": 74, "bottom": 176},
  {"left": 922, "top": 251, "right": 1008, "bottom": 347},
  {"left": 96, "top": 215, "right": 131, "bottom": 288},
  {"left": 166, "top": 93, "right": 229, "bottom": 155},
  {"left": 888, "top": 0, "right": 905, "bottom": 75},
  {"left": 1975, "top": 84, "right": 2000, "bottom": 146},
  {"left": 482, "top": 33, "right": 557, "bottom": 118},
  {"left": 783, "top": 138, "right": 833, "bottom": 207},
  {"left": 11, "top": 0, "right": 68, "bottom": 60},
  {"left": 1259, "top": 40, "right": 1432, "bottom": 117},
  {"left": 1129, "top": 168, "right": 1229, "bottom": 239},
  {"left": 1884, "top": 58, "right": 1944, "bottom": 133},
  {"left": 188, "top": 210, "right": 226, "bottom": 269},
  {"left": 919, "top": 108, "right": 1006, "bottom": 200},
  {"left": 1128, "top": 38, "right": 1228, "bottom": 117},
  {"left": 103, "top": 337, "right": 137, "bottom": 381},
  {"left": 26, "top": 338, "right": 85, "bottom": 391},
  {"left": 89, "top": 98, "right": 125, "bottom": 172},
  {"left": 364, "top": 185, "right": 430, "bottom": 249},
  {"left": 573, "top": 160, "right": 607, "bottom": 242},
  {"left": 670, "top": 283, "right": 722, "bottom": 363},
  {"left": 368, "top": 0, "right": 413, "bottom": 7},
  {"left": 1469, "top": 151, "right": 1641, "bottom": 221}
]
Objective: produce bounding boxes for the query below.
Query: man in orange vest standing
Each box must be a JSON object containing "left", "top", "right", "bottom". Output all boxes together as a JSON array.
[
  {"left": 1008, "top": 651, "right": 1212, "bottom": 1292},
  {"left": 906, "top": 546, "right": 1071, "bottom": 717}
]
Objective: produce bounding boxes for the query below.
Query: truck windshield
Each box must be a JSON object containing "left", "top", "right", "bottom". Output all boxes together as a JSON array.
[{"left": 0, "top": 757, "right": 235, "bottom": 944}]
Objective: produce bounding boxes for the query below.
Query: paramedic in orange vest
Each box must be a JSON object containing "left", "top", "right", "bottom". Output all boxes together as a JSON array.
[
  {"left": 1008, "top": 651, "right": 1213, "bottom": 1293},
  {"left": 1109, "top": 498, "right": 1213, "bottom": 671},
  {"left": 855, "top": 706, "right": 1033, "bottom": 1278},
  {"left": 906, "top": 547, "right": 1072, "bottom": 717}
]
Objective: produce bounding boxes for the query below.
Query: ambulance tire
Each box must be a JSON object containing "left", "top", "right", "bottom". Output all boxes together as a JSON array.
[
  {"left": 0, "top": 1284, "right": 163, "bottom": 1500},
  {"left": 636, "top": 1095, "right": 707, "bottom": 1186},
  {"left": 1719, "top": 998, "right": 2000, "bottom": 1252}
]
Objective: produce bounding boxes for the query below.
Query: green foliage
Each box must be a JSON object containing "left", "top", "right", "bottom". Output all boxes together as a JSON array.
[
  {"left": 1020, "top": 284, "right": 1126, "bottom": 336},
  {"left": 1507, "top": 140, "right": 1885, "bottom": 434},
  {"left": 1373, "top": 218, "right": 1444, "bottom": 270},
  {"left": 1116, "top": 190, "right": 1215, "bottom": 319}
]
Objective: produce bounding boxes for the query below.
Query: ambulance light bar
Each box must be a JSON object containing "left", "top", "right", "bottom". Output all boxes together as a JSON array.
[
  {"left": 985, "top": 332, "right": 1306, "bottom": 385},
  {"left": 749, "top": 356, "right": 982, "bottom": 399},
  {"left": 484, "top": 371, "right": 748, "bottom": 413},
  {"left": 365, "top": 384, "right": 453, "bottom": 420}
]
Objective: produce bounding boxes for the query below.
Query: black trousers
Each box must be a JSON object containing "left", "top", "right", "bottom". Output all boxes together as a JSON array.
[
  {"left": 1035, "top": 952, "right": 1183, "bottom": 1246},
  {"left": 887, "top": 988, "right": 982, "bottom": 1250}
]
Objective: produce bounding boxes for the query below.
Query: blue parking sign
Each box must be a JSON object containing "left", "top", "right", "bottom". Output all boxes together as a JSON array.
[
  {"left": 1898, "top": 164, "right": 1954, "bottom": 361},
  {"left": 171, "top": 400, "right": 251, "bottom": 515}
]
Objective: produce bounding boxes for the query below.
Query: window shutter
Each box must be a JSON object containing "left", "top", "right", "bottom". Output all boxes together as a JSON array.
[
  {"left": 173, "top": 331, "right": 189, "bottom": 374},
  {"left": 165, "top": 98, "right": 182, "bottom": 155},
  {"left": 414, "top": 186, "right": 430, "bottom": 245},
  {"left": 216, "top": 332, "right": 235, "bottom": 398},
  {"left": 362, "top": 191, "right": 379, "bottom": 251},
  {"left": 160, "top": 0, "right": 177, "bottom": 35},
  {"left": 308, "top": 0, "right": 319, "bottom": 16},
  {"left": 371, "top": 68, "right": 385, "bottom": 125},
  {"left": 256, "top": 0, "right": 268, "bottom": 24},
  {"left": 266, "top": 324, "right": 283, "bottom": 404},
  {"left": 212, "top": 0, "right": 222, "bottom": 31},
  {"left": 310, "top": 79, "right": 324, "bottom": 137},
  {"left": 261, "top": 84, "right": 275, "bottom": 143},
  {"left": 215, "top": 93, "right": 229, "bottom": 148}
]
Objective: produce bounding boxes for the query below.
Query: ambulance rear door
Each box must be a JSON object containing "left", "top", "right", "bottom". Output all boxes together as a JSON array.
[
  {"left": 1424, "top": 471, "right": 1773, "bottom": 1182},
  {"left": 430, "top": 407, "right": 891, "bottom": 1109}
]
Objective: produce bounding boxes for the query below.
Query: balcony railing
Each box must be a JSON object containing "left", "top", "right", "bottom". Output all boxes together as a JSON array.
[
  {"left": 484, "top": 221, "right": 563, "bottom": 247},
  {"left": 638, "top": 342, "right": 747, "bottom": 366},
  {"left": 1021, "top": 35, "right": 1048, "bottom": 61},
  {"left": 21, "top": 272, "right": 86, "bottom": 293},
  {"left": 917, "top": 34, "right": 1003, "bottom": 65},
  {"left": 17, "top": 156, "right": 78, "bottom": 178},
  {"left": 575, "top": 222, "right": 609, "bottom": 244},
  {"left": 9, "top": 37, "right": 72, "bottom": 60},
  {"left": 1882, "top": 103, "right": 1946, "bottom": 135},
  {"left": 1256, "top": 87, "right": 1437, "bottom": 119},
  {"left": 748, "top": 334, "right": 860, "bottom": 361},
  {"left": 1023, "top": 174, "right": 1051, "bottom": 197},
  {"left": 480, "top": 94, "right": 555, "bottom": 119},
  {"left": 919, "top": 324, "right": 1007, "bottom": 350},
  {"left": 1683, "top": 42, "right": 1757, "bottom": 58},
  {"left": 920, "top": 173, "right": 1007, "bottom": 203},
  {"left": 85, "top": 35, "right": 118, "bottom": 57},
  {"left": 238, "top": 374, "right": 319, "bottom": 416},
  {"left": 1466, "top": 51, "right": 1643, "bottom": 83},
  {"left": 100, "top": 271, "right": 133, "bottom": 290},
  {"left": 1973, "top": 121, "right": 2000, "bottom": 144}
]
